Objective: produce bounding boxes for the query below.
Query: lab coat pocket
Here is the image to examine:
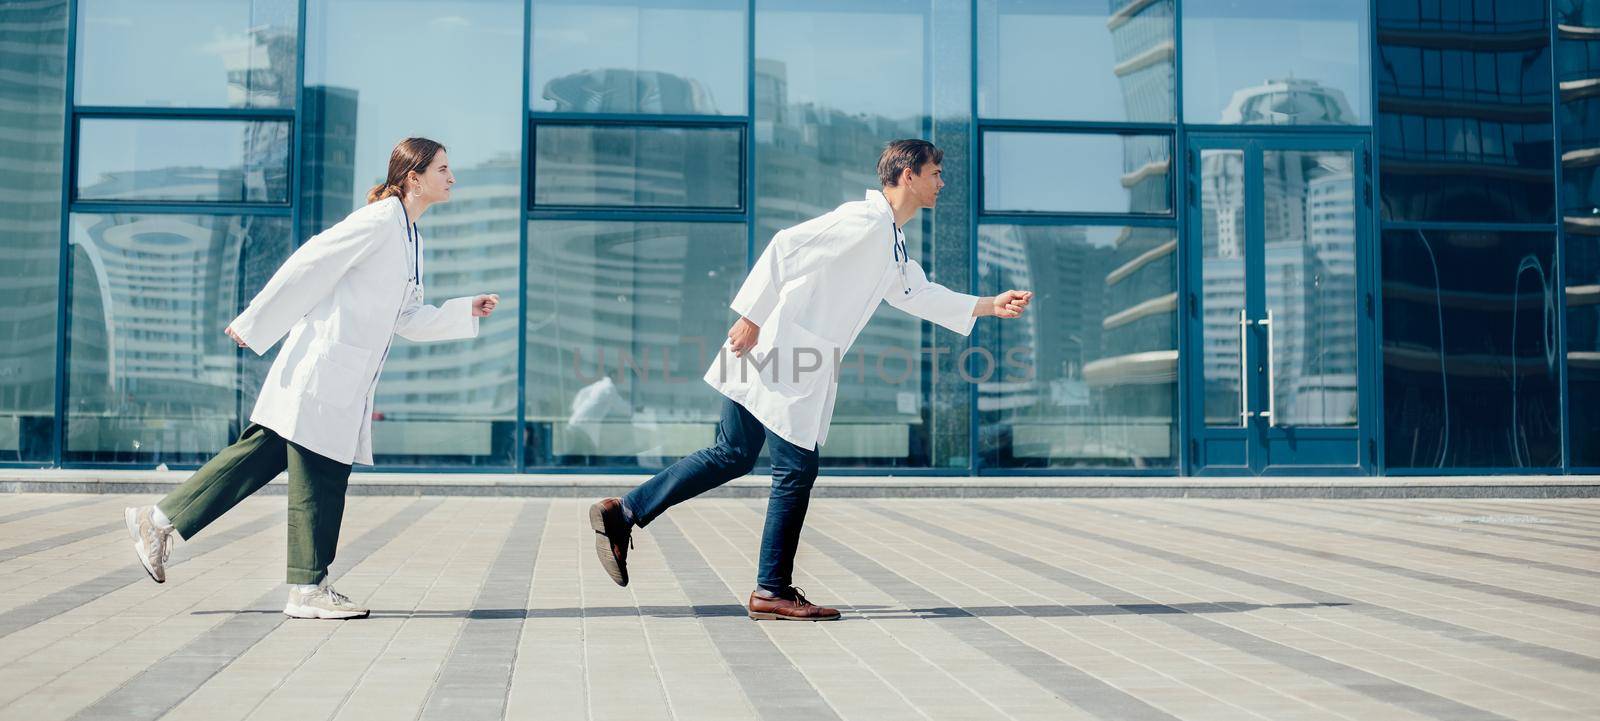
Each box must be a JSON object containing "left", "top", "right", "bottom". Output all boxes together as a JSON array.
[
  {"left": 753, "top": 320, "right": 838, "bottom": 395},
  {"left": 304, "top": 340, "right": 373, "bottom": 409}
]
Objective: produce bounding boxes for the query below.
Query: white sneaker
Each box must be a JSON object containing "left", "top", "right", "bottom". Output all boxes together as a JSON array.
[
  {"left": 284, "top": 583, "right": 369, "bottom": 619},
  {"left": 124, "top": 506, "right": 173, "bottom": 583}
]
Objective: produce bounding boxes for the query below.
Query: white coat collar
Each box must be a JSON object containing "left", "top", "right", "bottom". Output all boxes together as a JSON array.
[
  {"left": 866, "top": 188, "right": 892, "bottom": 220},
  {"left": 388, "top": 196, "right": 412, "bottom": 230}
]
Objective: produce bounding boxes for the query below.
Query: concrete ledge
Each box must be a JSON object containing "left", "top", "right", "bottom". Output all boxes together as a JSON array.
[{"left": 1, "top": 469, "right": 1597, "bottom": 498}]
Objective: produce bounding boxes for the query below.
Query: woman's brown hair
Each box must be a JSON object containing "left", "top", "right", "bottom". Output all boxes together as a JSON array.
[{"left": 366, "top": 137, "right": 446, "bottom": 204}]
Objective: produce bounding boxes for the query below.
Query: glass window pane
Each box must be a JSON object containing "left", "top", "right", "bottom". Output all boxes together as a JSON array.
[
  {"left": 1263, "top": 150, "right": 1359, "bottom": 428},
  {"left": 825, "top": 295, "right": 940, "bottom": 468},
  {"left": 533, "top": 124, "right": 742, "bottom": 209},
  {"left": 0, "top": 0, "right": 68, "bottom": 462},
  {"left": 983, "top": 132, "right": 1171, "bottom": 214},
  {"left": 1199, "top": 149, "right": 1245, "bottom": 426},
  {"left": 76, "top": 0, "right": 297, "bottom": 108},
  {"left": 755, "top": 0, "right": 972, "bottom": 468},
  {"left": 1183, "top": 0, "right": 1370, "bottom": 125},
  {"left": 304, "top": 0, "right": 522, "bottom": 467},
  {"left": 979, "top": 225, "right": 1177, "bottom": 468},
  {"left": 524, "top": 221, "right": 747, "bottom": 466},
  {"left": 1377, "top": 0, "right": 1553, "bottom": 223},
  {"left": 1381, "top": 228, "right": 1560, "bottom": 469},
  {"left": 1559, "top": 0, "right": 1600, "bottom": 466},
  {"left": 755, "top": 0, "right": 928, "bottom": 238},
  {"left": 531, "top": 0, "right": 746, "bottom": 115},
  {"left": 1567, "top": 228, "right": 1600, "bottom": 466},
  {"left": 64, "top": 214, "right": 293, "bottom": 463},
  {"left": 978, "top": 0, "right": 1173, "bottom": 122},
  {"left": 76, "top": 118, "right": 290, "bottom": 203}
]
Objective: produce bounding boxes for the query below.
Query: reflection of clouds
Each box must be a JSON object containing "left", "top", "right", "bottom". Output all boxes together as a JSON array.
[
  {"left": 199, "top": 30, "right": 251, "bottom": 57},
  {"left": 430, "top": 15, "right": 470, "bottom": 29},
  {"left": 538, "top": 16, "right": 635, "bottom": 47}
]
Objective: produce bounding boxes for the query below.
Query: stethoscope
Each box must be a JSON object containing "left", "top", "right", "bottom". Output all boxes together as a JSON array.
[
  {"left": 397, "top": 198, "right": 421, "bottom": 285},
  {"left": 892, "top": 223, "right": 909, "bottom": 294}
]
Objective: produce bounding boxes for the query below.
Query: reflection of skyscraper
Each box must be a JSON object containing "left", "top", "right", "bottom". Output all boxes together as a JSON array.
[
  {"left": 978, "top": 0, "right": 1179, "bottom": 466},
  {"left": 218, "top": 11, "right": 297, "bottom": 108},
  {"left": 59, "top": 17, "right": 299, "bottom": 461},
  {"left": 542, "top": 68, "right": 718, "bottom": 115},
  {"left": 1085, "top": 225, "right": 1179, "bottom": 461},
  {"left": 66, "top": 212, "right": 291, "bottom": 460},
  {"left": 1108, "top": 0, "right": 1176, "bottom": 217},
  {"left": 1377, "top": 5, "right": 1553, "bottom": 221},
  {"left": 1221, "top": 78, "right": 1357, "bottom": 126},
  {"left": 1195, "top": 147, "right": 1360, "bottom": 430},
  {"left": 1295, "top": 168, "right": 1359, "bottom": 421},
  {"left": 1107, "top": 0, "right": 1175, "bottom": 122},
  {"left": 1558, "top": 3, "right": 1600, "bottom": 465},
  {"left": 1197, "top": 151, "right": 1246, "bottom": 421},
  {"left": 524, "top": 217, "right": 742, "bottom": 463},
  {"left": 754, "top": 56, "right": 928, "bottom": 461},
  {"left": 300, "top": 86, "right": 359, "bottom": 238},
  {"left": 371, "top": 156, "right": 521, "bottom": 460},
  {"left": 0, "top": 0, "right": 67, "bottom": 458},
  {"left": 985, "top": 222, "right": 1175, "bottom": 464},
  {"left": 1090, "top": 0, "right": 1180, "bottom": 462},
  {"left": 1264, "top": 156, "right": 1358, "bottom": 426},
  {"left": 533, "top": 68, "right": 741, "bottom": 211}
]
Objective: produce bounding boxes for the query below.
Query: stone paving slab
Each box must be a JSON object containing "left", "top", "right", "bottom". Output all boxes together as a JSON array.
[{"left": 0, "top": 495, "right": 1595, "bottom": 720}]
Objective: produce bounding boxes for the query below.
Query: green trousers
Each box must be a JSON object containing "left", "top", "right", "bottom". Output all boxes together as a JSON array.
[{"left": 157, "top": 423, "right": 352, "bottom": 585}]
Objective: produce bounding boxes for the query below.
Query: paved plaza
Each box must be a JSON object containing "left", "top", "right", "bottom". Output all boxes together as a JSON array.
[{"left": 0, "top": 493, "right": 1596, "bottom": 720}]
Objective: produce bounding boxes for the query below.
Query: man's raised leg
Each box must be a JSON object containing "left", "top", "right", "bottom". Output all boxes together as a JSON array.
[{"left": 590, "top": 396, "right": 764, "bottom": 586}]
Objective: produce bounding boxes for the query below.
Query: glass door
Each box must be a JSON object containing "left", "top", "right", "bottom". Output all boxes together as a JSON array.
[{"left": 1186, "top": 135, "right": 1372, "bottom": 474}]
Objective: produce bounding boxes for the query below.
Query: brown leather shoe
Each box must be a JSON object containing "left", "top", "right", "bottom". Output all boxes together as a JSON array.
[
  {"left": 588, "top": 498, "right": 632, "bottom": 586},
  {"left": 747, "top": 587, "right": 840, "bottom": 621}
]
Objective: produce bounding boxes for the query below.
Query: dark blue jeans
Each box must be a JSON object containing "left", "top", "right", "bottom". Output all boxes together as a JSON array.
[{"left": 622, "top": 396, "right": 820, "bottom": 593}]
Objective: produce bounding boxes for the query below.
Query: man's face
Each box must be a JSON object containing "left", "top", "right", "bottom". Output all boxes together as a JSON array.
[{"left": 902, "top": 161, "right": 944, "bottom": 209}]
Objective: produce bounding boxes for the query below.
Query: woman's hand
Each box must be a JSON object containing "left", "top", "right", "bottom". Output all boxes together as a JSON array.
[
  {"left": 472, "top": 294, "right": 500, "bottom": 318},
  {"left": 224, "top": 326, "right": 249, "bottom": 349}
]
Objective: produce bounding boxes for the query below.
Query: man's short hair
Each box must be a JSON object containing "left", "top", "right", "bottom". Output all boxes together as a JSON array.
[{"left": 878, "top": 139, "right": 943, "bottom": 187}]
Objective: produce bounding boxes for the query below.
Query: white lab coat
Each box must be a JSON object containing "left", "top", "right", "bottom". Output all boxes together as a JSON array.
[
  {"left": 704, "top": 189, "right": 978, "bottom": 450},
  {"left": 229, "top": 196, "right": 479, "bottom": 465}
]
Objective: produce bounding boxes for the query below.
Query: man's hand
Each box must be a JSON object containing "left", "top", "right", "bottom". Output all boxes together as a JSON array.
[
  {"left": 472, "top": 294, "right": 500, "bottom": 318},
  {"left": 988, "top": 290, "right": 1032, "bottom": 319},
  {"left": 727, "top": 317, "right": 760, "bottom": 357},
  {"left": 224, "top": 326, "right": 249, "bottom": 350}
]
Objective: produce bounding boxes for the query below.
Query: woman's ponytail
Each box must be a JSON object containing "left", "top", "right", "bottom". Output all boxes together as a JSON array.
[{"left": 365, "top": 182, "right": 404, "bottom": 204}]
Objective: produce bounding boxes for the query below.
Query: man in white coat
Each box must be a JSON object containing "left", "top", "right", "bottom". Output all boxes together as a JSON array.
[
  {"left": 122, "top": 138, "right": 499, "bottom": 619},
  {"left": 590, "top": 139, "right": 1032, "bottom": 620}
]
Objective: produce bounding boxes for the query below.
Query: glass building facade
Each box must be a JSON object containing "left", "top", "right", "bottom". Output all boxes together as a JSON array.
[{"left": 0, "top": 0, "right": 1584, "bottom": 476}]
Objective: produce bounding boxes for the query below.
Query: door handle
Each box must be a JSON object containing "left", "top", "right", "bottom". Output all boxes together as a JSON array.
[
  {"left": 1238, "top": 309, "right": 1250, "bottom": 425},
  {"left": 1261, "top": 309, "right": 1276, "bottom": 426}
]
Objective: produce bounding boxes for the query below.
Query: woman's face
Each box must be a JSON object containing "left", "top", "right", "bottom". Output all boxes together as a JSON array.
[{"left": 410, "top": 150, "right": 455, "bottom": 204}]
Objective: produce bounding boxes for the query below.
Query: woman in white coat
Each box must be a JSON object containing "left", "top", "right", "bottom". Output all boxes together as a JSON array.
[{"left": 122, "top": 137, "right": 500, "bottom": 619}]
